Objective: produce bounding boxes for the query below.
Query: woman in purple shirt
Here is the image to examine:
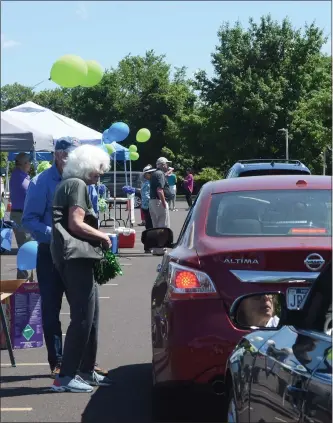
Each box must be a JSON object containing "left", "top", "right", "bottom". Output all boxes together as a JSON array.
[
  {"left": 183, "top": 168, "right": 194, "bottom": 210},
  {"left": 9, "top": 152, "right": 32, "bottom": 278}
]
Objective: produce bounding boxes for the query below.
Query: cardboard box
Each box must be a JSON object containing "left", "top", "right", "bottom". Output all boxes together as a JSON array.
[{"left": 0, "top": 281, "right": 43, "bottom": 350}]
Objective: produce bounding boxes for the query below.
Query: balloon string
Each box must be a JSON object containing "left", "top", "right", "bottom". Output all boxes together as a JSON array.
[{"left": 31, "top": 79, "right": 48, "bottom": 90}]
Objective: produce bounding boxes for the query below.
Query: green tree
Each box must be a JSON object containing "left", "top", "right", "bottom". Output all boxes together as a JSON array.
[
  {"left": 1, "top": 83, "right": 35, "bottom": 111},
  {"left": 194, "top": 15, "right": 331, "bottom": 170}
]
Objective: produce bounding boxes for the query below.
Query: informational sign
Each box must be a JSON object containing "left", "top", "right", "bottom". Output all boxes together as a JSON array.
[{"left": 0, "top": 282, "right": 43, "bottom": 350}]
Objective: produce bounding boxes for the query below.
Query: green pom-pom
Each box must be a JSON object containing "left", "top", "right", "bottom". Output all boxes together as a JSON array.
[
  {"left": 93, "top": 250, "right": 122, "bottom": 285},
  {"left": 98, "top": 198, "right": 107, "bottom": 212}
]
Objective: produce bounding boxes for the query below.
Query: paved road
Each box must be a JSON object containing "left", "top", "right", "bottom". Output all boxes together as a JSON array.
[{"left": 0, "top": 202, "right": 223, "bottom": 422}]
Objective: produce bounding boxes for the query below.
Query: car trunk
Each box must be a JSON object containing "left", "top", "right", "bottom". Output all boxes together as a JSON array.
[{"left": 196, "top": 236, "right": 331, "bottom": 310}]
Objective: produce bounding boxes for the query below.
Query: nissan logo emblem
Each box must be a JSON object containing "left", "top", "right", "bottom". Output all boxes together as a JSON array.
[{"left": 304, "top": 253, "right": 325, "bottom": 271}]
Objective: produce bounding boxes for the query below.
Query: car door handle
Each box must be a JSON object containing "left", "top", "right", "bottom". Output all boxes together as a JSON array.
[{"left": 286, "top": 385, "right": 307, "bottom": 401}]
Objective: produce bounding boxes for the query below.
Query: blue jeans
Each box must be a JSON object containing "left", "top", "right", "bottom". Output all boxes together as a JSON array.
[{"left": 36, "top": 244, "right": 65, "bottom": 370}]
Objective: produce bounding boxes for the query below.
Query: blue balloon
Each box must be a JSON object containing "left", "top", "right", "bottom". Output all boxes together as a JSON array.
[
  {"left": 1, "top": 228, "right": 13, "bottom": 251},
  {"left": 17, "top": 241, "right": 38, "bottom": 270},
  {"left": 107, "top": 122, "right": 130, "bottom": 143},
  {"left": 102, "top": 129, "right": 110, "bottom": 143}
]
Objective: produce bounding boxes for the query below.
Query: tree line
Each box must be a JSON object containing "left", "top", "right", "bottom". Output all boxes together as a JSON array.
[{"left": 1, "top": 15, "right": 332, "bottom": 182}]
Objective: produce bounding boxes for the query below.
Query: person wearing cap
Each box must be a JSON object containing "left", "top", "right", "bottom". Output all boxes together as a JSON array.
[
  {"left": 141, "top": 165, "right": 155, "bottom": 251},
  {"left": 9, "top": 152, "right": 33, "bottom": 278},
  {"left": 22, "top": 137, "right": 81, "bottom": 378},
  {"left": 149, "top": 158, "right": 172, "bottom": 252}
]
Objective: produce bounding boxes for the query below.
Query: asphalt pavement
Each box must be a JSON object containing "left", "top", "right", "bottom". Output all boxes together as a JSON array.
[{"left": 1, "top": 201, "right": 224, "bottom": 423}]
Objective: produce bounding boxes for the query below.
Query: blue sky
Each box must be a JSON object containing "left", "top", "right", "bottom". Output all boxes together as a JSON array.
[{"left": 1, "top": 1, "right": 331, "bottom": 91}]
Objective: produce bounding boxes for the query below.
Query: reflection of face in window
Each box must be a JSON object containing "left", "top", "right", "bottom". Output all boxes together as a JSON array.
[{"left": 238, "top": 295, "right": 278, "bottom": 327}]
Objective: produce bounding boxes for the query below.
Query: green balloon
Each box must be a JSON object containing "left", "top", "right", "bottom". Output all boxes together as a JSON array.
[
  {"left": 105, "top": 144, "right": 115, "bottom": 155},
  {"left": 136, "top": 128, "right": 151, "bottom": 143},
  {"left": 129, "top": 151, "right": 139, "bottom": 161},
  {"left": 50, "top": 55, "right": 88, "bottom": 88},
  {"left": 128, "top": 145, "right": 137, "bottom": 152},
  {"left": 80, "top": 60, "right": 104, "bottom": 87}
]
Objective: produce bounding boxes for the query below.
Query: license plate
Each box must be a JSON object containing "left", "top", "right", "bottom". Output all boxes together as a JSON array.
[{"left": 287, "top": 288, "right": 310, "bottom": 310}]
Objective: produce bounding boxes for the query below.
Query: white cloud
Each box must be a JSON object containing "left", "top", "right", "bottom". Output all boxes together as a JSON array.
[
  {"left": 75, "top": 3, "right": 88, "bottom": 20},
  {"left": 1, "top": 33, "right": 21, "bottom": 49}
]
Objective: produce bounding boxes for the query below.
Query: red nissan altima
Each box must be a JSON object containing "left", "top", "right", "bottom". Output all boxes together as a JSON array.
[{"left": 144, "top": 175, "right": 332, "bottom": 406}]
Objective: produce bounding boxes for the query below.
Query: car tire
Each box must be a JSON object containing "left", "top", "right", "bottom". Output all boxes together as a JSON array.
[{"left": 134, "top": 195, "right": 141, "bottom": 209}]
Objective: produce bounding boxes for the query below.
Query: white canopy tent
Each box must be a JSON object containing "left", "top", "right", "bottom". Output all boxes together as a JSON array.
[
  {"left": 1, "top": 111, "right": 54, "bottom": 197},
  {"left": 4, "top": 101, "right": 102, "bottom": 144},
  {"left": 4, "top": 101, "right": 135, "bottom": 228},
  {"left": 1, "top": 111, "right": 53, "bottom": 152}
]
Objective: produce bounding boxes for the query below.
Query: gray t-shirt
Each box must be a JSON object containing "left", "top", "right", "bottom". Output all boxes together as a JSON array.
[
  {"left": 149, "top": 170, "right": 172, "bottom": 201},
  {"left": 51, "top": 178, "right": 99, "bottom": 266}
]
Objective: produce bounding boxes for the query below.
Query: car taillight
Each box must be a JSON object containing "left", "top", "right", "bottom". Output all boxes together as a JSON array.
[
  {"left": 289, "top": 228, "right": 327, "bottom": 234},
  {"left": 168, "top": 262, "right": 219, "bottom": 300}
]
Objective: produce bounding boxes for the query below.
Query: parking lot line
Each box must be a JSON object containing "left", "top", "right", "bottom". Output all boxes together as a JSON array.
[
  {"left": 1, "top": 408, "right": 33, "bottom": 411},
  {"left": 99, "top": 296, "right": 110, "bottom": 299},
  {"left": 105, "top": 283, "right": 118, "bottom": 286},
  {"left": 1, "top": 362, "right": 48, "bottom": 367}
]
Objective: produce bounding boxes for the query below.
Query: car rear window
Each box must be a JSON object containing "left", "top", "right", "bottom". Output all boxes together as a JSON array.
[
  {"left": 206, "top": 190, "right": 332, "bottom": 237},
  {"left": 239, "top": 169, "right": 310, "bottom": 176}
]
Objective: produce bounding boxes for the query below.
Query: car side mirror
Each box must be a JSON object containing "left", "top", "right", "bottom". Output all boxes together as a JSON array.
[
  {"left": 141, "top": 228, "right": 174, "bottom": 250},
  {"left": 229, "top": 292, "right": 287, "bottom": 331}
]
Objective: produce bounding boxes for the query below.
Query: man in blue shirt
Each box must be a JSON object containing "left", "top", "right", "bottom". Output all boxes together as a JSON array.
[
  {"left": 88, "top": 184, "right": 99, "bottom": 215},
  {"left": 22, "top": 137, "right": 80, "bottom": 378}
]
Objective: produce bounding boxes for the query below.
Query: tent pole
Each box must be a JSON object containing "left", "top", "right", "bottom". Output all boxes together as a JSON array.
[
  {"left": 124, "top": 160, "right": 128, "bottom": 185},
  {"left": 113, "top": 155, "right": 116, "bottom": 231},
  {"left": 129, "top": 159, "right": 132, "bottom": 187},
  {"left": 5, "top": 160, "right": 10, "bottom": 205}
]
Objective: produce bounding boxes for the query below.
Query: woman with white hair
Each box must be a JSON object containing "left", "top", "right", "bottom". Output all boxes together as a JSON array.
[{"left": 50, "top": 145, "right": 113, "bottom": 393}]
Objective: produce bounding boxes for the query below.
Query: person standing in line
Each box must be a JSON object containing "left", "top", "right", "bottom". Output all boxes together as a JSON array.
[
  {"left": 9, "top": 152, "right": 33, "bottom": 279},
  {"left": 22, "top": 137, "right": 107, "bottom": 379},
  {"left": 138, "top": 166, "right": 151, "bottom": 226},
  {"left": 22, "top": 139, "right": 80, "bottom": 378},
  {"left": 141, "top": 165, "right": 155, "bottom": 252},
  {"left": 50, "top": 144, "right": 112, "bottom": 393},
  {"left": 166, "top": 168, "right": 177, "bottom": 211},
  {"left": 149, "top": 157, "right": 172, "bottom": 255},
  {"left": 183, "top": 168, "right": 194, "bottom": 210}
]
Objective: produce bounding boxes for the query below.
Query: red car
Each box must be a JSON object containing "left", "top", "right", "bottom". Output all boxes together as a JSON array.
[{"left": 145, "top": 175, "right": 332, "bottom": 406}]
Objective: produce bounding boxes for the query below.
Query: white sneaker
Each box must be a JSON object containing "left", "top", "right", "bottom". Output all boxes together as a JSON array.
[
  {"left": 78, "top": 370, "right": 113, "bottom": 387},
  {"left": 51, "top": 375, "right": 93, "bottom": 393}
]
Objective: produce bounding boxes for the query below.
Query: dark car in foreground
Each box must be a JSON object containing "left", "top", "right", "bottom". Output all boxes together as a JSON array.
[
  {"left": 226, "top": 159, "right": 311, "bottom": 178},
  {"left": 226, "top": 260, "right": 332, "bottom": 423},
  {"left": 142, "top": 175, "right": 331, "bottom": 418}
]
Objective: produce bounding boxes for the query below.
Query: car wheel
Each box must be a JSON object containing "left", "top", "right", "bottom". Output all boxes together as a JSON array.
[
  {"left": 134, "top": 195, "right": 141, "bottom": 209},
  {"left": 227, "top": 389, "right": 238, "bottom": 423}
]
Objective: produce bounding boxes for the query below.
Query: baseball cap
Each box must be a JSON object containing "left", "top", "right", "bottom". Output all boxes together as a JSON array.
[
  {"left": 156, "top": 157, "right": 171, "bottom": 166},
  {"left": 55, "top": 137, "right": 81, "bottom": 152}
]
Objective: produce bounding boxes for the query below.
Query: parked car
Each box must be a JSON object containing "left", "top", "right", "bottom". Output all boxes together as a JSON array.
[
  {"left": 100, "top": 171, "right": 143, "bottom": 208},
  {"left": 226, "top": 260, "right": 332, "bottom": 423},
  {"left": 226, "top": 159, "right": 311, "bottom": 178},
  {"left": 143, "top": 175, "right": 331, "bottom": 414}
]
